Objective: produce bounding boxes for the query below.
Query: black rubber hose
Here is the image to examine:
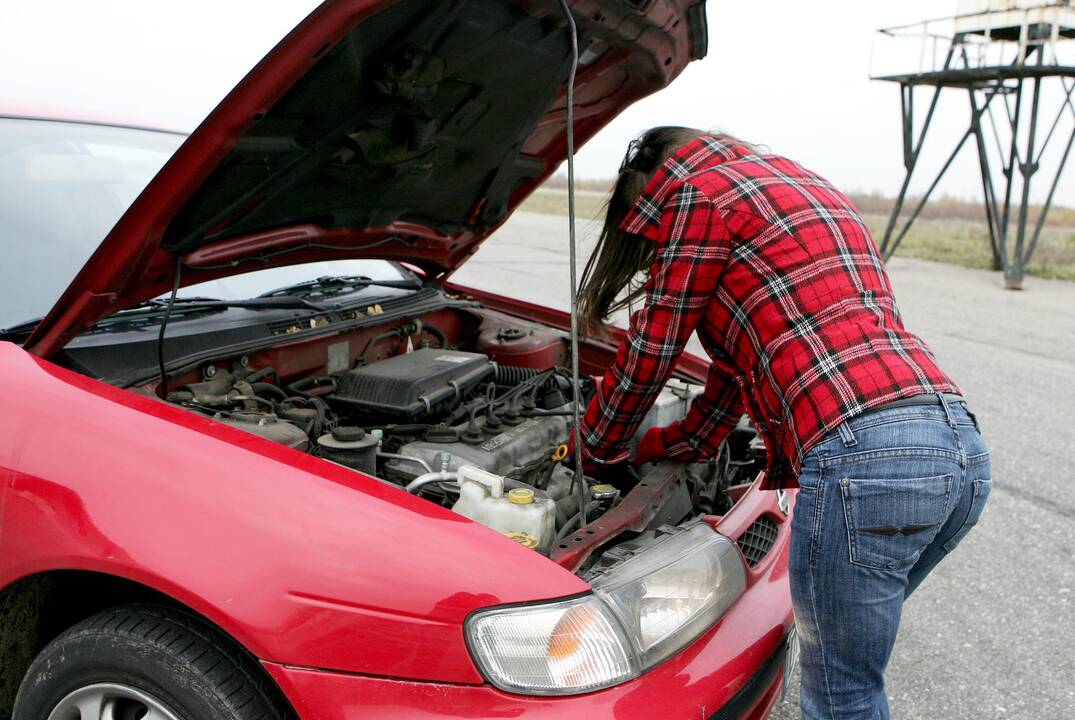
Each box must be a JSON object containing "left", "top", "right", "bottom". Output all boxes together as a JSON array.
[
  {"left": 358, "top": 328, "right": 404, "bottom": 364},
  {"left": 244, "top": 366, "right": 276, "bottom": 384},
  {"left": 423, "top": 322, "right": 448, "bottom": 349},
  {"left": 251, "top": 382, "right": 287, "bottom": 401},
  {"left": 286, "top": 376, "right": 337, "bottom": 398}
]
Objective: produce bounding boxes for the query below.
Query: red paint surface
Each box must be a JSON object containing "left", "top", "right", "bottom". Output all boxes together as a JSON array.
[
  {"left": 0, "top": 342, "right": 587, "bottom": 683},
  {"left": 0, "top": 303, "right": 794, "bottom": 714},
  {"left": 262, "top": 526, "right": 792, "bottom": 720}
]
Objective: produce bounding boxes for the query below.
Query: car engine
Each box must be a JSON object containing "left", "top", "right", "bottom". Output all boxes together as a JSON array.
[{"left": 164, "top": 311, "right": 764, "bottom": 566}]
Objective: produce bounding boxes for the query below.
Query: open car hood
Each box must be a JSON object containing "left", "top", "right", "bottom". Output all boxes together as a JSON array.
[{"left": 26, "top": 0, "right": 707, "bottom": 357}]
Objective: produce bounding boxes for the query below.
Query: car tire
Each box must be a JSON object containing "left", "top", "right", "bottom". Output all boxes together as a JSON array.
[{"left": 13, "top": 604, "right": 293, "bottom": 720}]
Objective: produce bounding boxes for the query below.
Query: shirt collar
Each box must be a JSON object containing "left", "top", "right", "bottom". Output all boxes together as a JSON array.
[{"left": 620, "top": 134, "right": 754, "bottom": 239}]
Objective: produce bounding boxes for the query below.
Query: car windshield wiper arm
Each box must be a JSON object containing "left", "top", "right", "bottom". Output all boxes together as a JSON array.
[
  {"left": 0, "top": 317, "right": 41, "bottom": 338},
  {"left": 116, "top": 295, "right": 328, "bottom": 316},
  {"left": 1, "top": 279, "right": 420, "bottom": 338},
  {"left": 257, "top": 275, "right": 423, "bottom": 299}
]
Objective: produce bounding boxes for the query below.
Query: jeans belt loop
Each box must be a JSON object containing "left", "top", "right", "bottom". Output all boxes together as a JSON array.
[
  {"left": 937, "top": 392, "right": 957, "bottom": 429},
  {"left": 837, "top": 421, "right": 857, "bottom": 448}
]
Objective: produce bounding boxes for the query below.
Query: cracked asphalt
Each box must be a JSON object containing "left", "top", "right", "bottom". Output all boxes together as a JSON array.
[{"left": 452, "top": 211, "right": 1075, "bottom": 720}]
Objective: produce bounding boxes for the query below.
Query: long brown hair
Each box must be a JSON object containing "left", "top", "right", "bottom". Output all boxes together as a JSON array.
[{"left": 577, "top": 126, "right": 708, "bottom": 333}]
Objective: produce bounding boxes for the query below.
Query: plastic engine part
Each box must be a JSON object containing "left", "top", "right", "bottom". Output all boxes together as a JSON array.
[{"left": 330, "top": 348, "right": 493, "bottom": 417}]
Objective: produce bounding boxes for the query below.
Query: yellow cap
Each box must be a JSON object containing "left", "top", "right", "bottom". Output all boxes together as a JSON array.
[
  {"left": 504, "top": 531, "right": 539, "bottom": 549},
  {"left": 507, "top": 487, "right": 535, "bottom": 504}
]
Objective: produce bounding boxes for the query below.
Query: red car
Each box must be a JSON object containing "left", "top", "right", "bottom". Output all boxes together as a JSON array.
[{"left": 0, "top": 1, "right": 795, "bottom": 719}]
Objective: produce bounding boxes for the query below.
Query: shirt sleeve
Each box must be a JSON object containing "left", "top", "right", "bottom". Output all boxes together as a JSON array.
[
  {"left": 579, "top": 184, "right": 730, "bottom": 464},
  {"left": 660, "top": 363, "right": 744, "bottom": 461}
]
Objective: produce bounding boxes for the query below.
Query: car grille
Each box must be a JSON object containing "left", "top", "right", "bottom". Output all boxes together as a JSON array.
[{"left": 737, "top": 515, "right": 779, "bottom": 567}]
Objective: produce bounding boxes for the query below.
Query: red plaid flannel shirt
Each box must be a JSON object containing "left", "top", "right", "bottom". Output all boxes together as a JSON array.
[{"left": 579, "top": 135, "right": 958, "bottom": 489}]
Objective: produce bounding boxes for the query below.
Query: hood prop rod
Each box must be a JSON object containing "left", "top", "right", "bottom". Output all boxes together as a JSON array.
[
  {"left": 157, "top": 257, "right": 183, "bottom": 400},
  {"left": 557, "top": 0, "right": 588, "bottom": 528}
]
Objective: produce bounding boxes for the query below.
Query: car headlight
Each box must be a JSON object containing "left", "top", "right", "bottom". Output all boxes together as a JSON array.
[
  {"left": 466, "top": 594, "right": 637, "bottom": 694},
  {"left": 466, "top": 523, "right": 746, "bottom": 695}
]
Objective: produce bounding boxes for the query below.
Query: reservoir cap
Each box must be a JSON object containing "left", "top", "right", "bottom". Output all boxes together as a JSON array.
[
  {"left": 504, "top": 531, "right": 539, "bottom": 549},
  {"left": 507, "top": 487, "right": 535, "bottom": 505},
  {"left": 591, "top": 483, "right": 619, "bottom": 500}
]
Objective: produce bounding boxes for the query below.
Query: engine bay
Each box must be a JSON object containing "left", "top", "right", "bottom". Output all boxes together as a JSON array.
[{"left": 151, "top": 301, "right": 766, "bottom": 573}]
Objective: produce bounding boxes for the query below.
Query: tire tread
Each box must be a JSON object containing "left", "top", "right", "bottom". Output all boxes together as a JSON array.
[{"left": 13, "top": 604, "right": 293, "bottom": 720}]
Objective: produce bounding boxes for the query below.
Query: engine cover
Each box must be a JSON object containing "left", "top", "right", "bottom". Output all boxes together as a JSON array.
[{"left": 331, "top": 348, "right": 493, "bottom": 417}]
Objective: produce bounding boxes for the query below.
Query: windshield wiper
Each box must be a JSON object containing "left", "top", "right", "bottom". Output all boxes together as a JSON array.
[
  {"left": 112, "top": 295, "right": 329, "bottom": 317},
  {"left": 0, "top": 317, "right": 40, "bottom": 339},
  {"left": 0, "top": 278, "right": 422, "bottom": 339},
  {"left": 257, "top": 274, "right": 422, "bottom": 300}
]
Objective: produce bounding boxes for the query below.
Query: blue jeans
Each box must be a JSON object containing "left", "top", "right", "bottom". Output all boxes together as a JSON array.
[{"left": 789, "top": 395, "right": 991, "bottom": 720}]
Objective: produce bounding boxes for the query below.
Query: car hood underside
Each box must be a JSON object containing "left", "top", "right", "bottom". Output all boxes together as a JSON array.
[{"left": 25, "top": 0, "right": 706, "bottom": 357}]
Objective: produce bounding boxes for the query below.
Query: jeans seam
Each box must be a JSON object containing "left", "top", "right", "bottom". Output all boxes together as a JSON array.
[
  {"left": 809, "top": 469, "right": 826, "bottom": 568},
  {"left": 839, "top": 478, "right": 857, "bottom": 568},
  {"left": 943, "top": 477, "right": 988, "bottom": 553},
  {"left": 819, "top": 447, "right": 962, "bottom": 467},
  {"left": 806, "top": 541, "right": 838, "bottom": 720},
  {"left": 843, "top": 411, "right": 962, "bottom": 432}
]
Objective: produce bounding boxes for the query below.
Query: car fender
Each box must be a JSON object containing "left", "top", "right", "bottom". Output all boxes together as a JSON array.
[{"left": 0, "top": 342, "right": 588, "bottom": 683}]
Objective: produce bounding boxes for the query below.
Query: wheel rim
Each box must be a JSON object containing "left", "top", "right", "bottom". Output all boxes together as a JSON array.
[{"left": 47, "top": 683, "right": 183, "bottom": 720}]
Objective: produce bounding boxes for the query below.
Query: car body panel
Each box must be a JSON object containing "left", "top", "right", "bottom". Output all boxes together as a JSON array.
[
  {"left": 261, "top": 486, "right": 793, "bottom": 720},
  {"left": 24, "top": 0, "right": 706, "bottom": 358},
  {"left": 0, "top": 340, "right": 589, "bottom": 682}
]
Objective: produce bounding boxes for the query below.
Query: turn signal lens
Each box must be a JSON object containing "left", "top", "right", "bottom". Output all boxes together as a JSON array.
[{"left": 466, "top": 596, "right": 636, "bottom": 695}]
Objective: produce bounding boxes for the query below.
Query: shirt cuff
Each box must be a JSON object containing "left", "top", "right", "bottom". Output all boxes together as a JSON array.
[{"left": 660, "top": 421, "right": 700, "bottom": 461}]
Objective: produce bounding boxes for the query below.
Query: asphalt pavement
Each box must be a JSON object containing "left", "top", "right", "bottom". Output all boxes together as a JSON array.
[{"left": 452, "top": 211, "right": 1075, "bottom": 720}]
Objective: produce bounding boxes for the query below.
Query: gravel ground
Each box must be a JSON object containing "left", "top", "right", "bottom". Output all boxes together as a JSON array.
[{"left": 452, "top": 211, "right": 1075, "bottom": 720}]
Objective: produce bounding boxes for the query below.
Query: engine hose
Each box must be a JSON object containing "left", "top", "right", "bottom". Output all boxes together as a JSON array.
[
  {"left": 554, "top": 501, "right": 601, "bottom": 543},
  {"left": 358, "top": 328, "right": 405, "bottom": 363},
  {"left": 244, "top": 366, "right": 276, "bottom": 384},
  {"left": 286, "top": 375, "right": 337, "bottom": 398},
  {"left": 251, "top": 382, "right": 287, "bottom": 401},
  {"left": 423, "top": 322, "right": 448, "bottom": 349}
]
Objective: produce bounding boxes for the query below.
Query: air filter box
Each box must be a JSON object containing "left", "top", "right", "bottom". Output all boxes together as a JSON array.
[{"left": 331, "top": 348, "right": 493, "bottom": 417}]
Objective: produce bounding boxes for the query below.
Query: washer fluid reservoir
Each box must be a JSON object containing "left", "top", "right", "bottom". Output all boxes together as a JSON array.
[{"left": 451, "top": 465, "right": 555, "bottom": 549}]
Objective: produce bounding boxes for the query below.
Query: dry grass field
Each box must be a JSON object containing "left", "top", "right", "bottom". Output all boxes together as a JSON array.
[{"left": 520, "top": 186, "right": 1075, "bottom": 282}]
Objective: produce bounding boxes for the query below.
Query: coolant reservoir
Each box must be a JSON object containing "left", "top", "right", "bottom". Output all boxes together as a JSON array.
[{"left": 452, "top": 466, "right": 555, "bottom": 548}]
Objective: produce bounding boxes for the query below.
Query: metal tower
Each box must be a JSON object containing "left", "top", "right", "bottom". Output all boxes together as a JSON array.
[{"left": 872, "top": 1, "right": 1075, "bottom": 288}]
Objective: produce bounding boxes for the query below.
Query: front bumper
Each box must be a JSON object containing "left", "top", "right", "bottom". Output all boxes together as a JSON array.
[
  {"left": 265, "top": 488, "right": 794, "bottom": 719},
  {"left": 266, "top": 626, "right": 791, "bottom": 720}
]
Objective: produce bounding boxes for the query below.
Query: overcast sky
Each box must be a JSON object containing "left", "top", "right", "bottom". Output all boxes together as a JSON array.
[{"left": 2, "top": 1, "right": 1071, "bottom": 205}]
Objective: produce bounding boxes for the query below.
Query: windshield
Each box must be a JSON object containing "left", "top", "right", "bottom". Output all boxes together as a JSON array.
[
  {"left": 172, "top": 261, "right": 411, "bottom": 301},
  {"left": 0, "top": 117, "right": 182, "bottom": 329},
  {"left": 0, "top": 117, "right": 409, "bottom": 332}
]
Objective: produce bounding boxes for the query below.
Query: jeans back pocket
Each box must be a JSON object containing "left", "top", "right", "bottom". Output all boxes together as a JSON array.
[{"left": 839, "top": 473, "right": 954, "bottom": 570}]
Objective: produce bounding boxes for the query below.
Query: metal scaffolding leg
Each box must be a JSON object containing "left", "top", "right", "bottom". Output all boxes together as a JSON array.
[
  {"left": 879, "top": 82, "right": 943, "bottom": 258},
  {"left": 1007, "top": 70, "right": 1044, "bottom": 289},
  {"left": 970, "top": 88, "right": 1004, "bottom": 271},
  {"left": 880, "top": 84, "right": 997, "bottom": 261}
]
